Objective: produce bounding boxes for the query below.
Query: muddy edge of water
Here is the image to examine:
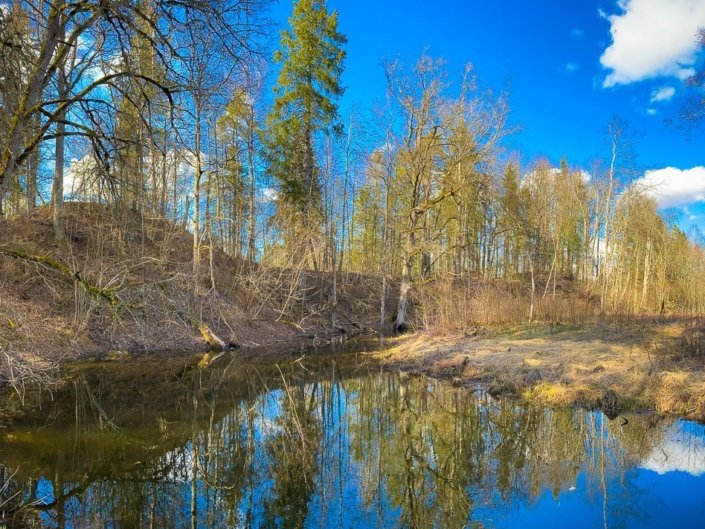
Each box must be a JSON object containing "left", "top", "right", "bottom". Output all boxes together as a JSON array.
[{"left": 3, "top": 322, "right": 704, "bottom": 425}]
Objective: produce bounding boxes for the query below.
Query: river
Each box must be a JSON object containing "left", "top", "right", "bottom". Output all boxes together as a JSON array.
[{"left": 0, "top": 345, "right": 704, "bottom": 528}]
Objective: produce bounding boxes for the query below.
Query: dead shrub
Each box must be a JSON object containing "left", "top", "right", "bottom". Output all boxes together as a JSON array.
[
  {"left": 682, "top": 316, "right": 705, "bottom": 356},
  {"left": 414, "top": 277, "right": 600, "bottom": 332}
]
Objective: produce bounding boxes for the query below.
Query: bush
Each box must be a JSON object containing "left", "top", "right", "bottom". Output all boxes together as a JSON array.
[{"left": 682, "top": 316, "right": 705, "bottom": 356}]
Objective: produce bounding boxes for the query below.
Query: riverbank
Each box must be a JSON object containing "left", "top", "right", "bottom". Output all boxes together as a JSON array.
[
  {"left": 49, "top": 320, "right": 705, "bottom": 424},
  {"left": 373, "top": 321, "right": 705, "bottom": 422},
  {"left": 1, "top": 319, "right": 704, "bottom": 429}
]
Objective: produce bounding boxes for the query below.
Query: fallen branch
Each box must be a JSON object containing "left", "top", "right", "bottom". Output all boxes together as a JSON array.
[
  {"left": 197, "top": 322, "right": 227, "bottom": 350},
  {"left": 0, "top": 346, "right": 57, "bottom": 404},
  {"left": 0, "top": 246, "right": 119, "bottom": 305}
]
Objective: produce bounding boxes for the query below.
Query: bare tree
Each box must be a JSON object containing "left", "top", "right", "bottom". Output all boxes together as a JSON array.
[
  {"left": 383, "top": 56, "right": 509, "bottom": 332},
  {"left": 0, "top": 0, "right": 269, "bottom": 205}
]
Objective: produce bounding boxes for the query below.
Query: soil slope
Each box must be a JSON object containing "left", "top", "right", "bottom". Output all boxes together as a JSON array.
[{"left": 0, "top": 204, "right": 380, "bottom": 382}]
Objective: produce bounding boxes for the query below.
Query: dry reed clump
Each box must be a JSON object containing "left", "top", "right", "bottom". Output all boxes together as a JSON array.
[
  {"left": 414, "top": 277, "right": 600, "bottom": 333},
  {"left": 532, "top": 295, "right": 599, "bottom": 325},
  {"left": 654, "top": 371, "right": 705, "bottom": 417},
  {"left": 681, "top": 316, "right": 705, "bottom": 356}
]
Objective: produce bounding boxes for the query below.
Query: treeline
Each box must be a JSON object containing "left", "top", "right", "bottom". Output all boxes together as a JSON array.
[{"left": 1, "top": 0, "right": 704, "bottom": 332}]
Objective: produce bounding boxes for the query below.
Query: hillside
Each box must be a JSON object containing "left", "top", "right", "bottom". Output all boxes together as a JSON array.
[{"left": 0, "top": 204, "right": 383, "bottom": 387}]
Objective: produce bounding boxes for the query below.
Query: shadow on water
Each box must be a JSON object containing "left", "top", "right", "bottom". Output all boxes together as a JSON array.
[{"left": 0, "top": 338, "right": 704, "bottom": 528}]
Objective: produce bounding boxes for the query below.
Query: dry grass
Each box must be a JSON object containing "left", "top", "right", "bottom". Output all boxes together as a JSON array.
[
  {"left": 374, "top": 321, "right": 705, "bottom": 421},
  {"left": 414, "top": 277, "right": 601, "bottom": 331},
  {"left": 682, "top": 316, "right": 705, "bottom": 356}
]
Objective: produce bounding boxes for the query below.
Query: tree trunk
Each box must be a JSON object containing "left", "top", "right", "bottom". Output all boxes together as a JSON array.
[
  {"left": 528, "top": 253, "right": 536, "bottom": 322},
  {"left": 394, "top": 213, "right": 417, "bottom": 332},
  {"left": 206, "top": 169, "right": 216, "bottom": 293},
  {"left": 197, "top": 322, "right": 226, "bottom": 350},
  {"left": 642, "top": 238, "right": 652, "bottom": 307},
  {"left": 26, "top": 150, "right": 37, "bottom": 215},
  {"left": 331, "top": 249, "right": 337, "bottom": 328},
  {"left": 247, "top": 117, "right": 257, "bottom": 262},
  {"left": 394, "top": 255, "right": 413, "bottom": 333},
  {"left": 25, "top": 115, "right": 40, "bottom": 215},
  {"left": 0, "top": 10, "right": 63, "bottom": 188},
  {"left": 600, "top": 127, "right": 618, "bottom": 313},
  {"left": 193, "top": 107, "right": 202, "bottom": 296},
  {"left": 380, "top": 275, "right": 386, "bottom": 326},
  {"left": 52, "top": 49, "right": 67, "bottom": 241}
]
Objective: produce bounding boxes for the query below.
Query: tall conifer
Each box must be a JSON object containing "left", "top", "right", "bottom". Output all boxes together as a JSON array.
[{"left": 265, "top": 0, "right": 346, "bottom": 241}]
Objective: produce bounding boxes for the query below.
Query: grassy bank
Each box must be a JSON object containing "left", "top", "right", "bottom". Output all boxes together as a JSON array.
[{"left": 374, "top": 321, "right": 705, "bottom": 422}]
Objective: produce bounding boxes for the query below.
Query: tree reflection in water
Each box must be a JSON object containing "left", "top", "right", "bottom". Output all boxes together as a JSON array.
[{"left": 0, "top": 359, "right": 704, "bottom": 528}]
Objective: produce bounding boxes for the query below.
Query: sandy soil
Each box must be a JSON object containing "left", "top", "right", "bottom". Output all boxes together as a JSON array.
[{"left": 374, "top": 322, "right": 705, "bottom": 421}]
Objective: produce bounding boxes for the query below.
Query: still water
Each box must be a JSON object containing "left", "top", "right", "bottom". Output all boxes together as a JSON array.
[{"left": 0, "top": 351, "right": 704, "bottom": 528}]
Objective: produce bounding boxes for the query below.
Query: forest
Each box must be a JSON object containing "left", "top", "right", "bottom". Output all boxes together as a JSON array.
[
  {"left": 0, "top": 0, "right": 705, "bottom": 340},
  {"left": 0, "top": 0, "right": 704, "bottom": 378},
  {"left": 2, "top": 0, "right": 705, "bottom": 527}
]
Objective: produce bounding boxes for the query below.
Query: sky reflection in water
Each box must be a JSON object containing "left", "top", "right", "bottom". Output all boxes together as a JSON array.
[{"left": 1, "top": 359, "right": 704, "bottom": 528}]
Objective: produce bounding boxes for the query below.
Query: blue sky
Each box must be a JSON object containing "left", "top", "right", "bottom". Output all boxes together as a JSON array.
[{"left": 269, "top": 0, "right": 705, "bottom": 235}]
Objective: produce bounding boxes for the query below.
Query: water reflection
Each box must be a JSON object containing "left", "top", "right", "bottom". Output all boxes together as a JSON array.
[{"left": 1, "top": 357, "right": 704, "bottom": 528}]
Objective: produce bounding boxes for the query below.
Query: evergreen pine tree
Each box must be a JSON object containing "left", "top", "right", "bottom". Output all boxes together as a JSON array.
[{"left": 265, "top": 0, "right": 346, "bottom": 249}]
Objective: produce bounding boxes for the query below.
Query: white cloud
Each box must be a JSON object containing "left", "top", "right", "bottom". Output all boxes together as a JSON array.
[
  {"left": 684, "top": 206, "right": 700, "bottom": 220},
  {"left": 565, "top": 62, "right": 579, "bottom": 73},
  {"left": 600, "top": 0, "right": 705, "bottom": 87},
  {"left": 641, "top": 422, "right": 705, "bottom": 477},
  {"left": 646, "top": 108, "right": 657, "bottom": 115},
  {"left": 571, "top": 27, "right": 584, "bottom": 38},
  {"left": 261, "top": 187, "right": 278, "bottom": 203},
  {"left": 677, "top": 67, "right": 697, "bottom": 80},
  {"left": 650, "top": 86, "right": 676, "bottom": 103},
  {"left": 634, "top": 166, "right": 705, "bottom": 208}
]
